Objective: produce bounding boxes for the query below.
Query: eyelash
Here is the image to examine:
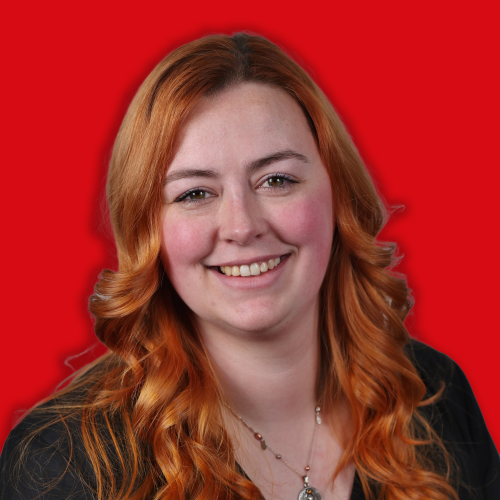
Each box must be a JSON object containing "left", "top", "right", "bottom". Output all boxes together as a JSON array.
[
  {"left": 174, "top": 173, "right": 298, "bottom": 204},
  {"left": 174, "top": 188, "right": 215, "bottom": 204},
  {"left": 259, "top": 172, "right": 298, "bottom": 189}
]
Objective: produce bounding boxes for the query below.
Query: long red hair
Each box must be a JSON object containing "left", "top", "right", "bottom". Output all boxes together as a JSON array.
[{"left": 16, "top": 33, "right": 458, "bottom": 500}]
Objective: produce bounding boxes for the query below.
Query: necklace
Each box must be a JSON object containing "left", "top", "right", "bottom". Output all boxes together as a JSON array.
[{"left": 228, "top": 404, "right": 323, "bottom": 500}]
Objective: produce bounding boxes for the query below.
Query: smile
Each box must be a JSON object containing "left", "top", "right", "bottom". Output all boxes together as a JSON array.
[{"left": 218, "top": 256, "right": 283, "bottom": 276}]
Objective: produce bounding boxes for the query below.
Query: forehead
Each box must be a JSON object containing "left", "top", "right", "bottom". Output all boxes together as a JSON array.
[{"left": 170, "top": 83, "right": 316, "bottom": 166}]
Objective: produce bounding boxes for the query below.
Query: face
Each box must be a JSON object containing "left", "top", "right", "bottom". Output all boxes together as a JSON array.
[{"left": 161, "top": 83, "right": 334, "bottom": 336}]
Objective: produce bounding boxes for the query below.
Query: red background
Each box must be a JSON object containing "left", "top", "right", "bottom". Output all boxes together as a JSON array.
[{"left": 1, "top": 0, "right": 499, "bottom": 450}]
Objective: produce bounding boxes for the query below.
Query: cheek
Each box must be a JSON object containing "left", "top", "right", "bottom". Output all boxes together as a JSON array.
[
  {"left": 274, "top": 187, "right": 334, "bottom": 263},
  {"left": 160, "top": 214, "right": 213, "bottom": 275}
]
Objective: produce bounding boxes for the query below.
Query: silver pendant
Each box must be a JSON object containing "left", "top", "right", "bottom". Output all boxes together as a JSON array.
[{"left": 298, "top": 485, "right": 322, "bottom": 500}]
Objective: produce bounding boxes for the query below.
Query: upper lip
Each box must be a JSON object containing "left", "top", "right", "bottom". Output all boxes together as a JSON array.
[{"left": 207, "top": 253, "right": 288, "bottom": 268}]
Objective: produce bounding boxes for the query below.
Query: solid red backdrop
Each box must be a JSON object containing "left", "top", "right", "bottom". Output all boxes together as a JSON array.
[{"left": 1, "top": 0, "right": 499, "bottom": 451}]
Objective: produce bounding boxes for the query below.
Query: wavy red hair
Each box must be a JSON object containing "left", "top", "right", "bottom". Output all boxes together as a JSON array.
[{"left": 16, "top": 33, "right": 458, "bottom": 500}]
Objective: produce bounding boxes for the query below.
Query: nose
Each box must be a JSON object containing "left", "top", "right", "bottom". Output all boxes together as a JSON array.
[{"left": 218, "top": 191, "right": 267, "bottom": 245}]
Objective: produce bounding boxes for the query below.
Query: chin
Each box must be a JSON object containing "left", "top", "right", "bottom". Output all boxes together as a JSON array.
[{"left": 209, "top": 307, "right": 290, "bottom": 336}]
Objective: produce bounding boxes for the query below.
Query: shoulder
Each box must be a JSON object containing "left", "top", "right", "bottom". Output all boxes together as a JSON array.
[
  {"left": 406, "top": 338, "right": 500, "bottom": 496},
  {"left": 406, "top": 339, "right": 490, "bottom": 425},
  {"left": 405, "top": 338, "right": 492, "bottom": 441},
  {"left": 0, "top": 402, "right": 96, "bottom": 499},
  {"left": 405, "top": 338, "right": 462, "bottom": 397}
]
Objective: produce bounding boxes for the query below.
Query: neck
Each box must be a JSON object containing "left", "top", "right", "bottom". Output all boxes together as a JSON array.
[{"left": 198, "top": 300, "right": 320, "bottom": 430}]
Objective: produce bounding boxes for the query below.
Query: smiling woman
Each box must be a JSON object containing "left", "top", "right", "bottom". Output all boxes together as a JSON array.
[
  {"left": 1, "top": 33, "right": 499, "bottom": 500},
  {"left": 162, "top": 84, "right": 333, "bottom": 334}
]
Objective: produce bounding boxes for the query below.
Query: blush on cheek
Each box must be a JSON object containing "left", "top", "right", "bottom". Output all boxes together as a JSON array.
[
  {"left": 275, "top": 194, "right": 334, "bottom": 260},
  {"left": 160, "top": 215, "right": 213, "bottom": 275}
]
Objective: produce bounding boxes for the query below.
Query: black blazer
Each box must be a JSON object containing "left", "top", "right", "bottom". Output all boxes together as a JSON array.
[{"left": 1, "top": 340, "right": 499, "bottom": 499}]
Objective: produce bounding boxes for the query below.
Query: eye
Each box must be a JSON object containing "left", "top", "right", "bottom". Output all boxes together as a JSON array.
[
  {"left": 264, "top": 176, "right": 285, "bottom": 187},
  {"left": 175, "top": 188, "right": 216, "bottom": 203},
  {"left": 259, "top": 173, "right": 298, "bottom": 189}
]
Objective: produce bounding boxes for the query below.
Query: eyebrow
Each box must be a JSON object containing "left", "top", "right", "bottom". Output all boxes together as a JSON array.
[
  {"left": 163, "top": 168, "right": 218, "bottom": 184},
  {"left": 163, "top": 149, "right": 309, "bottom": 185},
  {"left": 245, "top": 149, "right": 309, "bottom": 173}
]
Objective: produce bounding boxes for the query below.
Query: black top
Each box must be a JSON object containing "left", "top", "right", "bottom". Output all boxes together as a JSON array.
[{"left": 1, "top": 340, "right": 499, "bottom": 499}]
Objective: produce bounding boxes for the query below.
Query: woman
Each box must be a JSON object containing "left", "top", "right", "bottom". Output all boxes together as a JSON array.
[{"left": 1, "top": 33, "right": 498, "bottom": 500}]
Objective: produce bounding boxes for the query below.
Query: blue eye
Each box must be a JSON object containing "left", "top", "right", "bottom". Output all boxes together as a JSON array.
[{"left": 175, "top": 189, "right": 215, "bottom": 203}]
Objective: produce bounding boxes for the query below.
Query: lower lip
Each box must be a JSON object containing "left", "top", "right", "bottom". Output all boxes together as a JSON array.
[{"left": 209, "top": 255, "right": 290, "bottom": 291}]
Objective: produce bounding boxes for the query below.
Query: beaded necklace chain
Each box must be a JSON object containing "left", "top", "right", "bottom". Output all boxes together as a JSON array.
[{"left": 227, "top": 405, "right": 323, "bottom": 500}]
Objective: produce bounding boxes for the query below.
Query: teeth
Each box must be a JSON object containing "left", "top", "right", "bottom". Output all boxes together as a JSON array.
[
  {"left": 219, "top": 257, "right": 282, "bottom": 276},
  {"left": 240, "top": 265, "right": 251, "bottom": 277},
  {"left": 250, "top": 263, "right": 260, "bottom": 275}
]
